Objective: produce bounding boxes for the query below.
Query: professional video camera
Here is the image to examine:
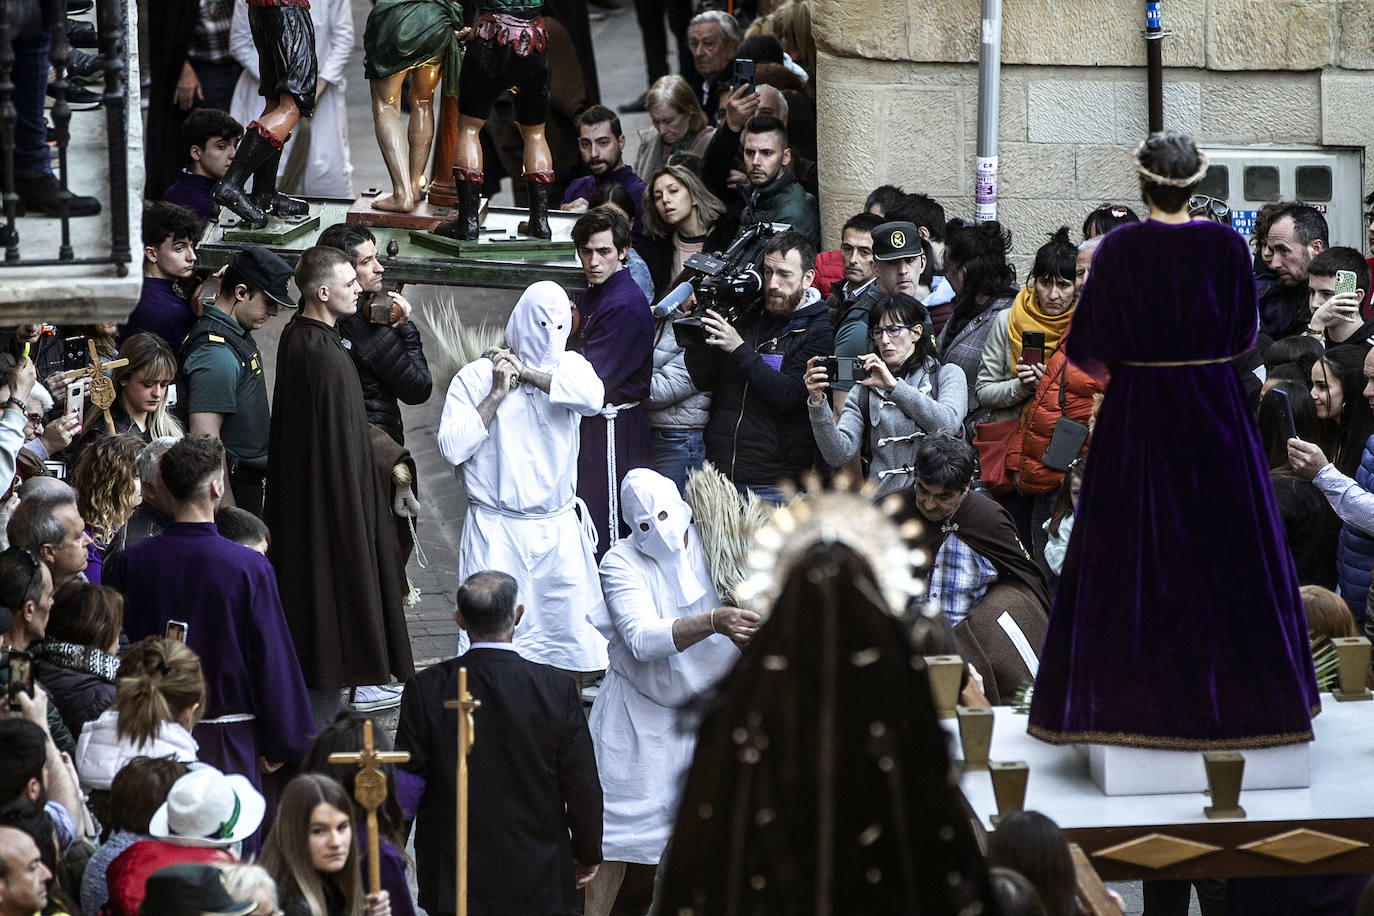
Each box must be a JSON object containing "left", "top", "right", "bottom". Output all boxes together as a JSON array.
[{"left": 654, "top": 222, "right": 779, "bottom": 348}]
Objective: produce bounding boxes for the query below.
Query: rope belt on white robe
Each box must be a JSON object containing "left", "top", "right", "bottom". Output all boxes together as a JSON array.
[
  {"left": 599, "top": 401, "right": 640, "bottom": 549},
  {"left": 469, "top": 495, "right": 601, "bottom": 552}
]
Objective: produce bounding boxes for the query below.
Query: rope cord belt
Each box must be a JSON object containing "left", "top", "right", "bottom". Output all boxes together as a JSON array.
[{"left": 599, "top": 401, "right": 640, "bottom": 548}]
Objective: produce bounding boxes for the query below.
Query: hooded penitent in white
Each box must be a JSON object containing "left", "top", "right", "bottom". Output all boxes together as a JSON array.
[
  {"left": 590, "top": 468, "right": 740, "bottom": 864},
  {"left": 437, "top": 282, "right": 609, "bottom": 672}
]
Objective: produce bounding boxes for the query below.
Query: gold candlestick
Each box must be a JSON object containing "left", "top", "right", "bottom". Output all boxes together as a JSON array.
[
  {"left": 1331, "top": 636, "right": 1372, "bottom": 701},
  {"left": 925, "top": 655, "right": 963, "bottom": 719},
  {"left": 444, "top": 667, "right": 481, "bottom": 916},
  {"left": 956, "top": 705, "right": 994, "bottom": 770},
  {"left": 1203, "top": 751, "right": 1246, "bottom": 819},
  {"left": 989, "top": 760, "right": 1029, "bottom": 826}
]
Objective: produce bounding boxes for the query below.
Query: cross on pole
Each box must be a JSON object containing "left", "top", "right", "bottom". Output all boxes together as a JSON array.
[
  {"left": 69, "top": 339, "right": 128, "bottom": 435},
  {"left": 443, "top": 667, "right": 480, "bottom": 916},
  {"left": 327, "top": 718, "right": 411, "bottom": 895}
]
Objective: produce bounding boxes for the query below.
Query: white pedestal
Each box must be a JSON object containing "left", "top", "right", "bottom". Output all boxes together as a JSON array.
[{"left": 1085, "top": 741, "right": 1311, "bottom": 796}]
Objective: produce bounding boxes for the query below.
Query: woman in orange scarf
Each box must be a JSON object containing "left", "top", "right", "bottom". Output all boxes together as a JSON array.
[{"left": 973, "top": 227, "right": 1079, "bottom": 547}]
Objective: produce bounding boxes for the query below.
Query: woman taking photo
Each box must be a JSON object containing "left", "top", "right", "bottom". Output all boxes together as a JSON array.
[
  {"left": 1309, "top": 344, "right": 1373, "bottom": 478},
  {"left": 937, "top": 220, "right": 1019, "bottom": 430},
  {"left": 805, "top": 293, "right": 965, "bottom": 496},
  {"left": 974, "top": 228, "right": 1081, "bottom": 543},
  {"left": 1258, "top": 380, "right": 1338, "bottom": 589},
  {"left": 261, "top": 773, "right": 391, "bottom": 916},
  {"left": 638, "top": 164, "right": 732, "bottom": 299},
  {"left": 634, "top": 76, "right": 715, "bottom": 180}
]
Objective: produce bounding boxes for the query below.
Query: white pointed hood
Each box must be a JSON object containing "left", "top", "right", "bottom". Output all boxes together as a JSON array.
[
  {"left": 620, "top": 468, "right": 706, "bottom": 607},
  {"left": 506, "top": 281, "right": 574, "bottom": 371}
]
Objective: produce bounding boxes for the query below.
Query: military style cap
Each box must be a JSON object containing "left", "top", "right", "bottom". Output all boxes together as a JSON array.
[
  {"left": 872, "top": 221, "right": 924, "bottom": 261},
  {"left": 230, "top": 246, "right": 296, "bottom": 308}
]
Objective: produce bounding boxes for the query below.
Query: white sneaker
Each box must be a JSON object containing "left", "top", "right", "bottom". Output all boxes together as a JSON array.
[{"left": 351, "top": 684, "right": 403, "bottom": 711}]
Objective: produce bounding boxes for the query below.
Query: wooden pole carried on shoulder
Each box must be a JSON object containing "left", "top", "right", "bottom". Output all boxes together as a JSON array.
[
  {"left": 444, "top": 667, "right": 480, "bottom": 916},
  {"left": 328, "top": 718, "right": 411, "bottom": 895}
]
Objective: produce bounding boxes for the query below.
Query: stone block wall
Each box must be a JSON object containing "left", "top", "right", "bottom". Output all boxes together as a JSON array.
[{"left": 812, "top": 0, "right": 1374, "bottom": 263}]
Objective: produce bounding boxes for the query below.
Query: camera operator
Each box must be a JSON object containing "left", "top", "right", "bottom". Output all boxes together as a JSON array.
[
  {"left": 685, "top": 230, "right": 833, "bottom": 504},
  {"left": 805, "top": 293, "right": 966, "bottom": 496}
]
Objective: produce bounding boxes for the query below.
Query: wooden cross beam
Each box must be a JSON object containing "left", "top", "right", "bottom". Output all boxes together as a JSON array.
[
  {"left": 443, "top": 667, "right": 480, "bottom": 916},
  {"left": 68, "top": 339, "right": 128, "bottom": 435},
  {"left": 327, "top": 718, "right": 411, "bottom": 895}
]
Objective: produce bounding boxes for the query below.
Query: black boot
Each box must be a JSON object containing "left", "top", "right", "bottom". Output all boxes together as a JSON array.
[
  {"left": 523, "top": 174, "right": 552, "bottom": 240},
  {"left": 434, "top": 174, "right": 482, "bottom": 240},
  {"left": 250, "top": 146, "right": 309, "bottom": 218},
  {"left": 212, "top": 128, "right": 274, "bottom": 226}
]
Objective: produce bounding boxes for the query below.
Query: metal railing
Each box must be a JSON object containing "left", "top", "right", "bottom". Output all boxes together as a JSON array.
[{"left": 0, "top": 0, "right": 132, "bottom": 271}]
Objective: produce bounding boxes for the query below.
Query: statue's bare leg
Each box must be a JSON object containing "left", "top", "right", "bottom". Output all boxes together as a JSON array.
[
  {"left": 370, "top": 72, "right": 415, "bottom": 212},
  {"left": 406, "top": 63, "right": 443, "bottom": 203}
]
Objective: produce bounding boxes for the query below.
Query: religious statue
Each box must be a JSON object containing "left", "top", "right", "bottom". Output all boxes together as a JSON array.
[
  {"left": 434, "top": 0, "right": 555, "bottom": 240},
  {"left": 212, "top": 0, "right": 319, "bottom": 227},
  {"left": 363, "top": 0, "right": 469, "bottom": 212}
]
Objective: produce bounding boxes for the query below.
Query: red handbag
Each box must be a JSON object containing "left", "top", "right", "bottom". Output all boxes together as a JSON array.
[{"left": 973, "top": 417, "right": 1022, "bottom": 498}]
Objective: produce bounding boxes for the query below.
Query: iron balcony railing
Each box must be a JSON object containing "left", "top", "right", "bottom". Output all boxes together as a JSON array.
[{"left": 0, "top": 0, "right": 132, "bottom": 271}]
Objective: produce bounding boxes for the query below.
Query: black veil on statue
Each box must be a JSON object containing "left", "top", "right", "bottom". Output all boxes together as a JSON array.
[{"left": 655, "top": 537, "right": 998, "bottom": 915}]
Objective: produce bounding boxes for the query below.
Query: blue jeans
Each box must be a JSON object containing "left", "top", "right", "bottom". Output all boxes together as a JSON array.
[
  {"left": 13, "top": 30, "right": 53, "bottom": 179},
  {"left": 650, "top": 427, "right": 704, "bottom": 493},
  {"left": 736, "top": 483, "right": 788, "bottom": 507}
]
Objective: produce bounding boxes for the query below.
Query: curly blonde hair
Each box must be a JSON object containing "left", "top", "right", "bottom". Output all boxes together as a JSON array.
[{"left": 72, "top": 432, "right": 145, "bottom": 543}]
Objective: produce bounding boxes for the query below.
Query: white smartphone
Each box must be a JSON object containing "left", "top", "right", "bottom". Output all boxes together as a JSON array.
[{"left": 66, "top": 378, "right": 89, "bottom": 426}]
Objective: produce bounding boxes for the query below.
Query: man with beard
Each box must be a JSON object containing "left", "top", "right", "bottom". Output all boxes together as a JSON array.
[
  {"left": 561, "top": 106, "right": 647, "bottom": 222},
  {"left": 686, "top": 231, "right": 834, "bottom": 504}
]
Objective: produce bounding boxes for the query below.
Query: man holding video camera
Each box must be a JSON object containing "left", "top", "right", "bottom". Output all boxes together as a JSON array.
[{"left": 685, "top": 231, "right": 833, "bottom": 503}]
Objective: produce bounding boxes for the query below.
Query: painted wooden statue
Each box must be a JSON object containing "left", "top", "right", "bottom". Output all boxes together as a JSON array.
[
  {"left": 434, "top": 0, "right": 554, "bottom": 240},
  {"left": 212, "top": 0, "right": 319, "bottom": 226},
  {"left": 363, "top": 0, "right": 469, "bottom": 212}
]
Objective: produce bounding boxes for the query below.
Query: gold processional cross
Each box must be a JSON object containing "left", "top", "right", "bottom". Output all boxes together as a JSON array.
[
  {"left": 327, "top": 719, "right": 412, "bottom": 895},
  {"left": 70, "top": 340, "right": 128, "bottom": 435},
  {"left": 443, "top": 667, "right": 480, "bottom": 916}
]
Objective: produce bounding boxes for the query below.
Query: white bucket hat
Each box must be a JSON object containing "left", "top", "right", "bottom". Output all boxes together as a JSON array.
[{"left": 148, "top": 765, "right": 266, "bottom": 848}]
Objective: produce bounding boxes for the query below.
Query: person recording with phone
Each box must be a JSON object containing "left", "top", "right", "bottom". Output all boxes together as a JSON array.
[
  {"left": 804, "top": 293, "right": 965, "bottom": 496},
  {"left": 973, "top": 228, "right": 1081, "bottom": 549},
  {"left": 1303, "top": 247, "right": 1373, "bottom": 349},
  {"left": 684, "top": 231, "right": 833, "bottom": 505}
]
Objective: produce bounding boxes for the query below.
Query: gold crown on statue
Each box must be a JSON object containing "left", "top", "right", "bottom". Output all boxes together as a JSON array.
[{"left": 733, "top": 472, "right": 930, "bottom": 620}]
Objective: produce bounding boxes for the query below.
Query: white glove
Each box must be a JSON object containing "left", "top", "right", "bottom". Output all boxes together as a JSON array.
[{"left": 393, "top": 485, "right": 420, "bottom": 519}]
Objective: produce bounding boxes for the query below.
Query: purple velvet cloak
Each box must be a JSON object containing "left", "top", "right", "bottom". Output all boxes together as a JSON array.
[
  {"left": 573, "top": 267, "right": 653, "bottom": 557},
  {"left": 1027, "top": 219, "right": 1320, "bottom": 749}
]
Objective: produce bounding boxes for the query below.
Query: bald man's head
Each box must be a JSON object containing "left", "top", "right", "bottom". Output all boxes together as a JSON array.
[{"left": 15, "top": 478, "right": 72, "bottom": 502}]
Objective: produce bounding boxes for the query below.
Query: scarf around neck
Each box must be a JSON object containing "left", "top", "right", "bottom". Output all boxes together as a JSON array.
[{"left": 1006, "top": 285, "right": 1074, "bottom": 377}]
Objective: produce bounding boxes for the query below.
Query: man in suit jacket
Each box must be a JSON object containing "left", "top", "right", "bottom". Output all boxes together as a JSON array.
[{"left": 397, "top": 571, "right": 603, "bottom": 916}]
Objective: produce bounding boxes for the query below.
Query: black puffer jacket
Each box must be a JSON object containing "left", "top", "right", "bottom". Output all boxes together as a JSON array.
[
  {"left": 33, "top": 641, "right": 120, "bottom": 740},
  {"left": 685, "top": 292, "right": 834, "bottom": 487},
  {"left": 337, "top": 313, "right": 432, "bottom": 445}
]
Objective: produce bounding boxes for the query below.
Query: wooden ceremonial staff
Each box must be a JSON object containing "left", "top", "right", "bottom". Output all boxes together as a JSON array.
[
  {"left": 444, "top": 668, "right": 480, "bottom": 916},
  {"left": 328, "top": 719, "right": 411, "bottom": 895}
]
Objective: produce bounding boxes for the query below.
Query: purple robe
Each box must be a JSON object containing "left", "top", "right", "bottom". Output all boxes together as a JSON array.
[
  {"left": 121, "top": 277, "right": 195, "bottom": 351},
  {"left": 1027, "top": 219, "right": 1319, "bottom": 749},
  {"left": 106, "top": 522, "right": 315, "bottom": 784},
  {"left": 573, "top": 267, "right": 653, "bottom": 558},
  {"left": 161, "top": 170, "right": 216, "bottom": 221}
]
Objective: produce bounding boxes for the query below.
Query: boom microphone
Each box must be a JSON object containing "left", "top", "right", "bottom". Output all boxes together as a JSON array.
[{"left": 652, "top": 281, "right": 695, "bottom": 319}]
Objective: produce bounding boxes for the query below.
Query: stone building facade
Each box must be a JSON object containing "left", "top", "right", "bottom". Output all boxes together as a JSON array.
[{"left": 812, "top": 0, "right": 1374, "bottom": 262}]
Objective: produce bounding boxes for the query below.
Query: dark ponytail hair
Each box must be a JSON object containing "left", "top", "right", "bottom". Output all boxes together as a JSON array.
[{"left": 1028, "top": 227, "right": 1077, "bottom": 286}]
